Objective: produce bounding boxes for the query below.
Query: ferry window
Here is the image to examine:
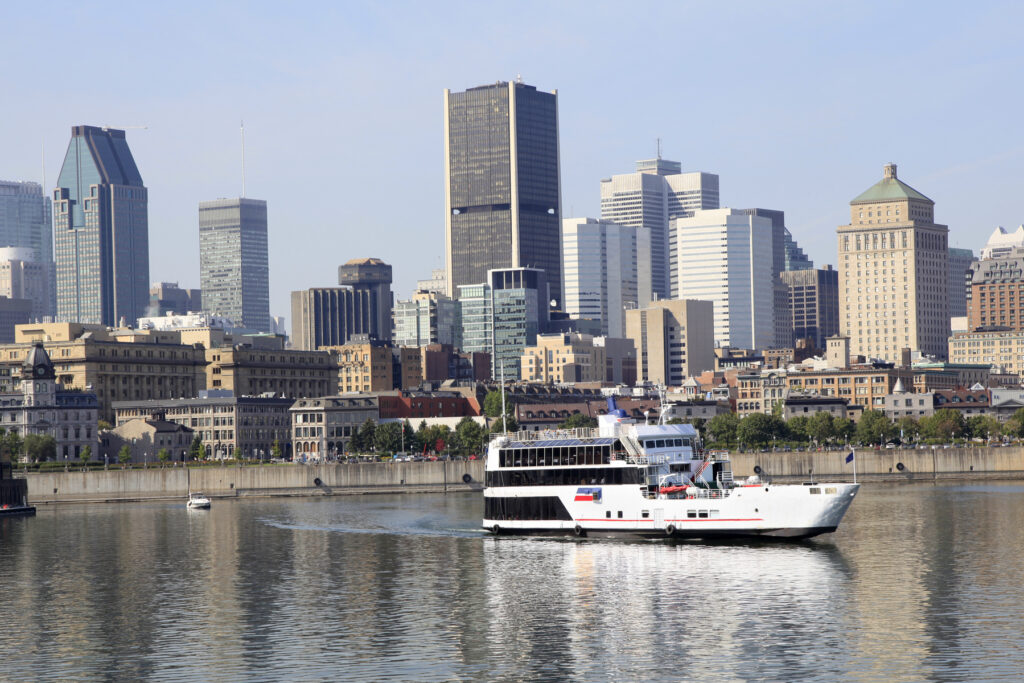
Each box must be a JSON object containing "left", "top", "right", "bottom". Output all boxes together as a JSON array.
[
  {"left": 710, "top": 510, "right": 720, "bottom": 518},
  {"left": 641, "top": 510, "right": 650, "bottom": 519},
  {"left": 674, "top": 439, "right": 682, "bottom": 447},
  {"left": 698, "top": 510, "right": 709, "bottom": 518},
  {"left": 606, "top": 511, "right": 611, "bottom": 519},
  {"left": 687, "top": 511, "right": 696, "bottom": 518},
  {"left": 617, "top": 511, "right": 623, "bottom": 519},
  {"left": 825, "top": 487, "right": 837, "bottom": 495},
  {"left": 656, "top": 440, "right": 665, "bottom": 448},
  {"left": 682, "top": 439, "right": 691, "bottom": 447},
  {"left": 809, "top": 488, "right": 821, "bottom": 495}
]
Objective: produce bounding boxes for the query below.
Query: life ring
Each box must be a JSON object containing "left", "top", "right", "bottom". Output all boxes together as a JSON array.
[
  {"left": 666, "top": 524, "right": 676, "bottom": 535},
  {"left": 491, "top": 524, "right": 500, "bottom": 535},
  {"left": 573, "top": 524, "right": 586, "bottom": 537},
  {"left": 462, "top": 473, "right": 473, "bottom": 483}
]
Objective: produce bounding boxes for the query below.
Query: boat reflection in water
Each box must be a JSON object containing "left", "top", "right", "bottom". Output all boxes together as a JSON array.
[{"left": 481, "top": 538, "right": 852, "bottom": 681}]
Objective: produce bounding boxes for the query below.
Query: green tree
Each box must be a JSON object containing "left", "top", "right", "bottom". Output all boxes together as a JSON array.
[
  {"left": 118, "top": 444, "right": 132, "bottom": 467},
  {"left": 232, "top": 446, "right": 243, "bottom": 460},
  {"left": 689, "top": 417, "right": 707, "bottom": 441},
  {"left": 895, "top": 416, "right": 921, "bottom": 443},
  {"left": 787, "top": 416, "right": 811, "bottom": 443},
  {"left": 921, "top": 409, "right": 965, "bottom": 442},
  {"left": 483, "top": 389, "right": 516, "bottom": 430},
  {"left": 706, "top": 413, "right": 740, "bottom": 447},
  {"left": 489, "top": 414, "right": 519, "bottom": 434},
  {"left": 79, "top": 445, "right": 92, "bottom": 468},
  {"left": 97, "top": 420, "right": 113, "bottom": 431},
  {"left": 374, "top": 422, "right": 402, "bottom": 455},
  {"left": 199, "top": 444, "right": 208, "bottom": 460},
  {"left": 964, "top": 415, "right": 1001, "bottom": 441},
  {"left": 157, "top": 447, "right": 171, "bottom": 465},
  {"left": 835, "top": 418, "right": 856, "bottom": 444},
  {"left": 807, "top": 412, "right": 836, "bottom": 445},
  {"left": 856, "top": 410, "right": 896, "bottom": 446},
  {"left": 189, "top": 436, "right": 203, "bottom": 460},
  {"left": 23, "top": 433, "right": 53, "bottom": 463},
  {"left": 559, "top": 413, "right": 598, "bottom": 430},
  {"left": 1005, "top": 408, "right": 1024, "bottom": 438},
  {"left": 455, "top": 417, "right": 486, "bottom": 457},
  {"left": 401, "top": 420, "right": 416, "bottom": 452},
  {"left": 271, "top": 439, "right": 283, "bottom": 460},
  {"left": 737, "top": 413, "right": 775, "bottom": 449},
  {"left": 354, "top": 419, "right": 377, "bottom": 453}
]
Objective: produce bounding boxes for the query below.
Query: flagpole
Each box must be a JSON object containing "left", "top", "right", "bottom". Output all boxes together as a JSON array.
[{"left": 853, "top": 447, "right": 857, "bottom": 484}]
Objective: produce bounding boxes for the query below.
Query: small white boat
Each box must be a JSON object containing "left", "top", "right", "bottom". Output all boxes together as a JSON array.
[{"left": 187, "top": 492, "right": 211, "bottom": 509}]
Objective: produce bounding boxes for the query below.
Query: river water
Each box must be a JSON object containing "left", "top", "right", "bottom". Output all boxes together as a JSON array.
[{"left": 3, "top": 482, "right": 1024, "bottom": 682}]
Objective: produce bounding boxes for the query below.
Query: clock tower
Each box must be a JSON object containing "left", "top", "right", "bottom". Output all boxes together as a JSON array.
[{"left": 21, "top": 343, "right": 57, "bottom": 408}]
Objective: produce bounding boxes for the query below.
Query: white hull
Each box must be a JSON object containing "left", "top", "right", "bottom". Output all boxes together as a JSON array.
[{"left": 484, "top": 482, "right": 859, "bottom": 540}]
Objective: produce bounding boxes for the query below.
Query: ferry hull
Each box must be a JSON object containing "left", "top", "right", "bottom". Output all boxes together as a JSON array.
[{"left": 484, "top": 524, "right": 839, "bottom": 541}]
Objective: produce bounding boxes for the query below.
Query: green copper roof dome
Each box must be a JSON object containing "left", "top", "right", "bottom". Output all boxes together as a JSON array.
[{"left": 851, "top": 163, "right": 932, "bottom": 205}]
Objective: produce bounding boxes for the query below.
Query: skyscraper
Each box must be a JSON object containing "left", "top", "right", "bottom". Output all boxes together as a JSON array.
[
  {"left": 837, "top": 163, "right": 949, "bottom": 362},
  {"left": 199, "top": 198, "right": 269, "bottom": 331},
  {"left": 670, "top": 208, "right": 775, "bottom": 349},
  {"left": 0, "top": 181, "right": 55, "bottom": 318},
  {"left": 561, "top": 217, "right": 652, "bottom": 337},
  {"left": 625, "top": 299, "right": 715, "bottom": 385},
  {"left": 780, "top": 266, "right": 840, "bottom": 348},
  {"left": 947, "top": 247, "right": 974, "bottom": 318},
  {"left": 601, "top": 156, "right": 719, "bottom": 300},
  {"left": 53, "top": 126, "right": 149, "bottom": 325},
  {"left": 291, "top": 258, "right": 393, "bottom": 350},
  {"left": 444, "top": 80, "right": 562, "bottom": 306}
]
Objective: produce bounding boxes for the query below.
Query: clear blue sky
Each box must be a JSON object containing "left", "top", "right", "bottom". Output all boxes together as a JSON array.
[{"left": 3, "top": 1, "right": 1023, "bottom": 327}]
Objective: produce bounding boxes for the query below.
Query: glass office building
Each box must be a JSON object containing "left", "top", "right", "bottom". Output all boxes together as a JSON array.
[
  {"left": 457, "top": 267, "right": 549, "bottom": 381},
  {"left": 199, "top": 198, "right": 270, "bottom": 332},
  {"left": 53, "top": 126, "right": 149, "bottom": 326},
  {"left": 444, "top": 81, "right": 562, "bottom": 307},
  {"left": 0, "top": 181, "right": 55, "bottom": 318}
]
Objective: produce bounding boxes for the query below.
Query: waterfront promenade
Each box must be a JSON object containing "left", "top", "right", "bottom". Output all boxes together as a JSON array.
[{"left": 16, "top": 445, "right": 1024, "bottom": 504}]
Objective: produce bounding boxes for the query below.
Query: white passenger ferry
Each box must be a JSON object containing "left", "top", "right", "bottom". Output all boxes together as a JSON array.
[{"left": 483, "top": 400, "right": 859, "bottom": 540}]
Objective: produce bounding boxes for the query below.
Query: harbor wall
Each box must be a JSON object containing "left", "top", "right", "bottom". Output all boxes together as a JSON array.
[
  {"left": 24, "top": 461, "right": 487, "bottom": 504},
  {"left": 730, "top": 446, "right": 1024, "bottom": 482}
]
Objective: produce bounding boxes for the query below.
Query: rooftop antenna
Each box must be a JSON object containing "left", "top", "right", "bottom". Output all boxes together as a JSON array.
[
  {"left": 240, "top": 120, "right": 246, "bottom": 198},
  {"left": 41, "top": 139, "right": 45, "bottom": 193},
  {"left": 657, "top": 137, "right": 662, "bottom": 160},
  {"left": 515, "top": 73, "right": 523, "bottom": 84}
]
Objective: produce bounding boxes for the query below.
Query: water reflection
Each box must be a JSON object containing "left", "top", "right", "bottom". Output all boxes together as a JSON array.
[{"left": 2, "top": 485, "right": 1024, "bottom": 681}]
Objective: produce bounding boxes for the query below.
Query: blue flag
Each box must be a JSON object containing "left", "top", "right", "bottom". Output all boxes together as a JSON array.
[{"left": 845, "top": 451, "right": 854, "bottom": 464}]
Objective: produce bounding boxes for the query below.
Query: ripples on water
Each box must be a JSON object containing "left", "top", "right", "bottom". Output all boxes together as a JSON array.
[{"left": 3, "top": 483, "right": 1024, "bottom": 681}]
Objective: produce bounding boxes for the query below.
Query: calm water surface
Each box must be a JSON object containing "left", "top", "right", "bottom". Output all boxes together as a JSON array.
[{"left": 3, "top": 482, "right": 1024, "bottom": 681}]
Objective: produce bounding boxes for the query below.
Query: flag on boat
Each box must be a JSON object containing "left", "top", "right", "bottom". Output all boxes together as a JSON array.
[
  {"left": 845, "top": 451, "right": 855, "bottom": 464},
  {"left": 574, "top": 487, "right": 602, "bottom": 502}
]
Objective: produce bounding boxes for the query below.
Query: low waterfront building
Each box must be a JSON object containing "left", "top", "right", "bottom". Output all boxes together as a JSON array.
[
  {"left": 932, "top": 387, "right": 990, "bottom": 417},
  {"left": 882, "top": 379, "right": 935, "bottom": 419},
  {"left": 112, "top": 393, "right": 294, "bottom": 460},
  {"left": 101, "top": 412, "right": 194, "bottom": 464},
  {"left": 289, "top": 395, "right": 379, "bottom": 460},
  {"left": 785, "top": 363, "right": 913, "bottom": 410},
  {"left": 520, "top": 333, "right": 608, "bottom": 385},
  {"left": 949, "top": 329, "right": 1024, "bottom": 375},
  {"left": 377, "top": 391, "right": 479, "bottom": 419},
  {"left": 782, "top": 395, "right": 848, "bottom": 420}
]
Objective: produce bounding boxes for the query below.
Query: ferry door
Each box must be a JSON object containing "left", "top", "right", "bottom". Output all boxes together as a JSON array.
[{"left": 653, "top": 508, "right": 665, "bottom": 529}]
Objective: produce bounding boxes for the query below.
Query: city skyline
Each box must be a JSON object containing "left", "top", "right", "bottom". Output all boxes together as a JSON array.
[{"left": 3, "top": 3, "right": 1023, "bottom": 321}]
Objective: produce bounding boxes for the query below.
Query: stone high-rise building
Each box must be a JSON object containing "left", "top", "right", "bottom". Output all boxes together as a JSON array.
[
  {"left": 444, "top": 80, "right": 562, "bottom": 306},
  {"left": 625, "top": 299, "right": 714, "bottom": 386},
  {"left": 780, "top": 266, "right": 840, "bottom": 349},
  {"left": 837, "top": 164, "right": 949, "bottom": 362},
  {"left": 53, "top": 126, "right": 149, "bottom": 326},
  {"left": 199, "top": 198, "right": 269, "bottom": 331}
]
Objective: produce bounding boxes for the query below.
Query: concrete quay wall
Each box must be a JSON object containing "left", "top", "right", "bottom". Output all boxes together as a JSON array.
[
  {"left": 730, "top": 446, "right": 1024, "bottom": 482},
  {"left": 25, "top": 460, "right": 487, "bottom": 504}
]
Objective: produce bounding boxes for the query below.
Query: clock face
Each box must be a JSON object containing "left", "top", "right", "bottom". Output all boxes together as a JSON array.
[{"left": 34, "top": 367, "right": 46, "bottom": 378}]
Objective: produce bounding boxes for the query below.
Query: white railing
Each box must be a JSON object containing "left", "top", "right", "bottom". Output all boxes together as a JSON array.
[{"left": 495, "top": 428, "right": 602, "bottom": 442}]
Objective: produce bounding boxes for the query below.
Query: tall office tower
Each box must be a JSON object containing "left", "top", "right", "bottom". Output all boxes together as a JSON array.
[
  {"left": 199, "top": 198, "right": 269, "bottom": 331},
  {"left": 444, "top": 80, "right": 562, "bottom": 307},
  {"left": 53, "top": 126, "right": 149, "bottom": 326},
  {"left": 0, "top": 181, "right": 55, "bottom": 316},
  {"left": 561, "top": 217, "right": 652, "bottom": 338},
  {"left": 670, "top": 208, "right": 775, "bottom": 349},
  {"left": 0, "top": 247, "right": 54, "bottom": 320},
  {"left": 338, "top": 258, "right": 393, "bottom": 342},
  {"left": 149, "top": 282, "right": 202, "bottom": 316},
  {"left": 457, "top": 267, "right": 549, "bottom": 381},
  {"left": 740, "top": 208, "right": 795, "bottom": 348},
  {"left": 291, "top": 258, "right": 393, "bottom": 350},
  {"left": 837, "top": 163, "right": 950, "bottom": 362},
  {"left": 980, "top": 225, "right": 1024, "bottom": 259},
  {"left": 783, "top": 228, "right": 814, "bottom": 271},
  {"left": 947, "top": 247, "right": 974, "bottom": 318},
  {"left": 780, "top": 266, "right": 840, "bottom": 348},
  {"left": 625, "top": 299, "right": 714, "bottom": 386},
  {"left": 392, "top": 290, "right": 457, "bottom": 347},
  {"left": 600, "top": 156, "right": 719, "bottom": 300}
]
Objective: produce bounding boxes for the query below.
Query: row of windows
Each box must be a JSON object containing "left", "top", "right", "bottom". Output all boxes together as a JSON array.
[
  {"left": 484, "top": 496, "right": 572, "bottom": 521},
  {"left": 486, "top": 467, "right": 643, "bottom": 487},
  {"left": 498, "top": 444, "right": 614, "bottom": 468}
]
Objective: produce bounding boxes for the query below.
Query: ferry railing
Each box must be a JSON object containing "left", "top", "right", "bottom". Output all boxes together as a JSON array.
[{"left": 494, "top": 427, "right": 602, "bottom": 443}]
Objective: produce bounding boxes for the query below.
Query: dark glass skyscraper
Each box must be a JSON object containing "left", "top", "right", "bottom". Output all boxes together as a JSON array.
[
  {"left": 199, "top": 198, "right": 270, "bottom": 331},
  {"left": 444, "top": 80, "right": 562, "bottom": 307},
  {"left": 53, "top": 126, "right": 149, "bottom": 326}
]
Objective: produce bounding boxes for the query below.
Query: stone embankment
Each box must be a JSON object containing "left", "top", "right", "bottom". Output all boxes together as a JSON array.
[
  {"left": 25, "top": 460, "right": 486, "bottom": 505},
  {"left": 731, "top": 446, "right": 1024, "bottom": 482}
]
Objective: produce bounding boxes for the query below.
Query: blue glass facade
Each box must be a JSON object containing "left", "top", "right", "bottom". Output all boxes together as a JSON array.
[{"left": 53, "top": 126, "right": 148, "bottom": 326}]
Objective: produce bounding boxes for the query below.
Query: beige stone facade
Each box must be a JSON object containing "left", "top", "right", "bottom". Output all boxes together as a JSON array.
[
  {"left": 786, "top": 366, "right": 912, "bottom": 410},
  {"left": 838, "top": 164, "right": 950, "bottom": 362},
  {"left": 521, "top": 333, "right": 608, "bottom": 384},
  {"left": 625, "top": 299, "right": 714, "bottom": 386},
  {"left": 949, "top": 329, "right": 1024, "bottom": 375},
  {"left": 205, "top": 346, "right": 334, "bottom": 398},
  {"left": 327, "top": 342, "right": 393, "bottom": 393}
]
